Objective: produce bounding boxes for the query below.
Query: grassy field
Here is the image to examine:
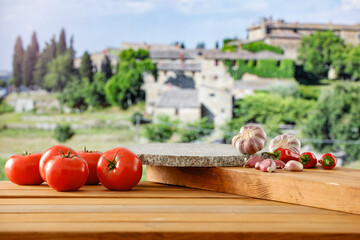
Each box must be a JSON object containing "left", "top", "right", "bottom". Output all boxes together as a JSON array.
[{"left": 0, "top": 101, "right": 148, "bottom": 181}]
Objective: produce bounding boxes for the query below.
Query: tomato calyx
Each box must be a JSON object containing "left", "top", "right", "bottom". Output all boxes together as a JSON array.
[
  {"left": 103, "top": 151, "right": 122, "bottom": 175},
  {"left": 83, "top": 146, "right": 94, "bottom": 153},
  {"left": 22, "top": 151, "right": 32, "bottom": 156},
  {"left": 59, "top": 150, "right": 76, "bottom": 159}
]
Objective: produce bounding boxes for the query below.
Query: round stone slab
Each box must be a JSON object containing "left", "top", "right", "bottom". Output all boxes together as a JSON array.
[{"left": 126, "top": 143, "right": 255, "bottom": 167}]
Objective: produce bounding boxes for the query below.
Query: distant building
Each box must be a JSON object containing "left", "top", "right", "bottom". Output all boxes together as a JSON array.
[
  {"left": 74, "top": 48, "right": 119, "bottom": 73},
  {"left": 142, "top": 43, "right": 286, "bottom": 127},
  {"left": 230, "top": 17, "right": 360, "bottom": 59}
]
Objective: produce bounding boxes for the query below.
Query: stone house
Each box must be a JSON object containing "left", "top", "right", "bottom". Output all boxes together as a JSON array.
[
  {"left": 230, "top": 17, "right": 360, "bottom": 59},
  {"left": 141, "top": 44, "right": 286, "bottom": 128}
]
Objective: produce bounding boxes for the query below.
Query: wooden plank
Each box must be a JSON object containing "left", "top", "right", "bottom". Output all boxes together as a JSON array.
[
  {"left": 147, "top": 166, "right": 360, "bottom": 214},
  {"left": 2, "top": 212, "right": 360, "bottom": 223},
  {"left": 3, "top": 197, "right": 293, "bottom": 206},
  {"left": 0, "top": 222, "right": 359, "bottom": 234},
  {"left": 2, "top": 232, "right": 359, "bottom": 240},
  {"left": 0, "top": 204, "right": 331, "bottom": 214}
]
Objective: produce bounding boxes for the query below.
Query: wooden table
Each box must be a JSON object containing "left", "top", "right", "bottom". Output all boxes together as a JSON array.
[{"left": 0, "top": 181, "right": 359, "bottom": 239}]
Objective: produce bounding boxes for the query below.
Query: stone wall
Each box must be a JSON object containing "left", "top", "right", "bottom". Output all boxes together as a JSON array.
[{"left": 154, "top": 107, "right": 200, "bottom": 123}]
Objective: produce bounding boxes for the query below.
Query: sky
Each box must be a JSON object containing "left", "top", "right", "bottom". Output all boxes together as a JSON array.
[{"left": 1, "top": 0, "right": 360, "bottom": 71}]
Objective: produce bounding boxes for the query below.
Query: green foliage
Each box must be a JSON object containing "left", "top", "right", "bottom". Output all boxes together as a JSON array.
[
  {"left": 222, "top": 93, "right": 316, "bottom": 142},
  {"left": 344, "top": 44, "right": 360, "bottom": 80},
  {"left": 22, "top": 32, "right": 39, "bottom": 88},
  {"left": 222, "top": 44, "right": 237, "bottom": 52},
  {"left": 131, "top": 112, "right": 151, "bottom": 125},
  {"left": 105, "top": 49, "right": 155, "bottom": 109},
  {"left": 44, "top": 51, "right": 73, "bottom": 91},
  {"left": 196, "top": 42, "right": 206, "bottom": 49},
  {"left": 80, "top": 51, "right": 94, "bottom": 82},
  {"left": 144, "top": 115, "right": 177, "bottom": 142},
  {"left": 270, "top": 81, "right": 299, "bottom": 98},
  {"left": 303, "top": 83, "right": 360, "bottom": 161},
  {"left": 12, "top": 36, "right": 24, "bottom": 89},
  {"left": 57, "top": 29, "right": 67, "bottom": 56},
  {"left": 34, "top": 36, "right": 57, "bottom": 88},
  {"left": 62, "top": 76, "right": 88, "bottom": 111},
  {"left": 224, "top": 59, "right": 294, "bottom": 79},
  {"left": 242, "top": 41, "right": 283, "bottom": 54},
  {"left": 85, "top": 72, "right": 109, "bottom": 109},
  {"left": 54, "top": 124, "right": 74, "bottom": 142},
  {"left": 299, "top": 85, "right": 321, "bottom": 100},
  {"left": 297, "top": 31, "right": 345, "bottom": 79},
  {"left": 0, "top": 100, "right": 14, "bottom": 114},
  {"left": 180, "top": 118, "right": 214, "bottom": 143},
  {"left": 101, "top": 55, "right": 113, "bottom": 79}
]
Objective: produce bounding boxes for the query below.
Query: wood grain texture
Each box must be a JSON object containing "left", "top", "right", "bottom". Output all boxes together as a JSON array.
[
  {"left": 147, "top": 166, "right": 360, "bottom": 214},
  {"left": 1, "top": 181, "right": 359, "bottom": 240}
]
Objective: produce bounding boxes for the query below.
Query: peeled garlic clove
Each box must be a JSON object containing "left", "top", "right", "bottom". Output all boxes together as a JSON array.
[
  {"left": 269, "top": 133, "right": 301, "bottom": 154},
  {"left": 284, "top": 160, "right": 303, "bottom": 171},
  {"left": 274, "top": 159, "right": 285, "bottom": 169},
  {"left": 244, "top": 156, "right": 263, "bottom": 168},
  {"left": 259, "top": 159, "right": 276, "bottom": 173},
  {"left": 232, "top": 125, "right": 266, "bottom": 155}
]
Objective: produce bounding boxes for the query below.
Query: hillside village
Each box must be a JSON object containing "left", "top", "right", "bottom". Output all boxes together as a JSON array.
[{"left": 73, "top": 18, "right": 360, "bottom": 128}]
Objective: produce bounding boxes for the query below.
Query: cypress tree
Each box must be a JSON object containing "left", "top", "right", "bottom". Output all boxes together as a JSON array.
[
  {"left": 57, "top": 28, "right": 67, "bottom": 56},
  {"left": 12, "top": 36, "right": 24, "bottom": 90},
  {"left": 80, "top": 51, "right": 93, "bottom": 82},
  {"left": 22, "top": 32, "right": 39, "bottom": 88},
  {"left": 33, "top": 36, "right": 57, "bottom": 87},
  {"left": 101, "top": 55, "right": 113, "bottom": 79}
]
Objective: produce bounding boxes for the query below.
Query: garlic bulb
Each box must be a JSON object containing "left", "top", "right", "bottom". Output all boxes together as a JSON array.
[
  {"left": 269, "top": 133, "right": 301, "bottom": 154},
  {"left": 232, "top": 125, "right": 266, "bottom": 155}
]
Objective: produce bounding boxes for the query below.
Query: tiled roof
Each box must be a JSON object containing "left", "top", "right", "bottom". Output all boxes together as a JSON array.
[
  {"left": 149, "top": 50, "right": 198, "bottom": 60},
  {"left": 267, "top": 30, "right": 301, "bottom": 39},
  {"left": 203, "top": 50, "right": 284, "bottom": 60},
  {"left": 156, "top": 89, "right": 200, "bottom": 108},
  {"left": 157, "top": 62, "right": 202, "bottom": 72},
  {"left": 248, "top": 21, "right": 360, "bottom": 31}
]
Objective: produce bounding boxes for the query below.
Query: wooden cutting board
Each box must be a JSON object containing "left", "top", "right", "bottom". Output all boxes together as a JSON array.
[{"left": 147, "top": 166, "right": 360, "bottom": 215}]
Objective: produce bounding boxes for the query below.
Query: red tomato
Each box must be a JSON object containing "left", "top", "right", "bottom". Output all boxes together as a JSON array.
[
  {"left": 97, "top": 147, "right": 142, "bottom": 191},
  {"left": 76, "top": 150, "right": 103, "bottom": 185},
  {"left": 45, "top": 152, "right": 89, "bottom": 191},
  {"left": 5, "top": 153, "right": 43, "bottom": 185},
  {"left": 39, "top": 145, "right": 76, "bottom": 182}
]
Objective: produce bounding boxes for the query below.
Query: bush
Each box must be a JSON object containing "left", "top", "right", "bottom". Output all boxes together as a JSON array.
[
  {"left": 223, "top": 59, "right": 295, "bottom": 79},
  {"left": 54, "top": 124, "right": 75, "bottom": 142},
  {"left": 270, "top": 81, "right": 299, "bottom": 98},
  {"left": 144, "top": 115, "right": 177, "bottom": 142},
  {"left": 0, "top": 99, "right": 14, "bottom": 114},
  {"left": 131, "top": 112, "right": 151, "bottom": 125},
  {"left": 180, "top": 118, "right": 214, "bottom": 143},
  {"left": 242, "top": 41, "right": 283, "bottom": 54},
  {"left": 303, "top": 83, "right": 360, "bottom": 162},
  {"left": 221, "top": 93, "right": 316, "bottom": 142},
  {"left": 299, "top": 85, "right": 321, "bottom": 100}
]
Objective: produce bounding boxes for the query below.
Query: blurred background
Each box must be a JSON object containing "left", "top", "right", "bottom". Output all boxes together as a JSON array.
[{"left": 0, "top": 0, "right": 360, "bottom": 180}]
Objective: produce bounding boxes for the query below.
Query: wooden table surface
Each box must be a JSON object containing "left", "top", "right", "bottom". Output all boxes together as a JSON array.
[{"left": 0, "top": 181, "right": 359, "bottom": 240}]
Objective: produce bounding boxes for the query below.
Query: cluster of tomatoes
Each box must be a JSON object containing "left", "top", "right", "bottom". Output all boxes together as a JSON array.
[{"left": 4, "top": 145, "right": 143, "bottom": 192}]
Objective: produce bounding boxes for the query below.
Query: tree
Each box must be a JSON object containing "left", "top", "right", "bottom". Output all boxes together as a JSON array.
[
  {"left": 196, "top": 42, "right": 205, "bottom": 49},
  {"left": 80, "top": 51, "right": 93, "bottom": 82},
  {"left": 57, "top": 28, "right": 67, "bottom": 56},
  {"left": 101, "top": 55, "right": 113, "bottom": 79},
  {"left": 85, "top": 72, "right": 109, "bottom": 108},
  {"left": 180, "top": 118, "right": 214, "bottom": 143},
  {"left": 12, "top": 36, "right": 24, "bottom": 89},
  {"left": 144, "top": 115, "right": 177, "bottom": 142},
  {"left": 33, "top": 36, "right": 57, "bottom": 87},
  {"left": 303, "top": 83, "right": 360, "bottom": 161},
  {"left": 297, "top": 31, "right": 344, "bottom": 80},
  {"left": 344, "top": 44, "right": 360, "bottom": 80},
  {"left": 215, "top": 41, "right": 219, "bottom": 49},
  {"left": 44, "top": 51, "right": 73, "bottom": 91},
  {"left": 62, "top": 76, "right": 88, "bottom": 111},
  {"left": 105, "top": 49, "right": 155, "bottom": 109},
  {"left": 22, "top": 32, "right": 39, "bottom": 88}
]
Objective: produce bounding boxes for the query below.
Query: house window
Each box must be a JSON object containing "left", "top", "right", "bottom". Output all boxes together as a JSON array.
[
  {"left": 358, "top": 34, "right": 360, "bottom": 40},
  {"left": 214, "top": 76, "right": 218, "bottom": 80},
  {"left": 233, "top": 60, "right": 236, "bottom": 67},
  {"left": 164, "top": 71, "right": 167, "bottom": 76},
  {"left": 254, "top": 60, "right": 257, "bottom": 66},
  {"left": 215, "top": 59, "right": 219, "bottom": 66},
  {"left": 210, "top": 93, "right": 215, "bottom": 97},
  {"left": 276, "top": 61, "right": 280, "bottom": 66},
  {"left": 175, "top": 108, "right": 179, "bottom": 116}
]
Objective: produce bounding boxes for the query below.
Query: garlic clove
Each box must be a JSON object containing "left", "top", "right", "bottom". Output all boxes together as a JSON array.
[{"left": 284, "top": 160, "right": 303, "bottom": 171}]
